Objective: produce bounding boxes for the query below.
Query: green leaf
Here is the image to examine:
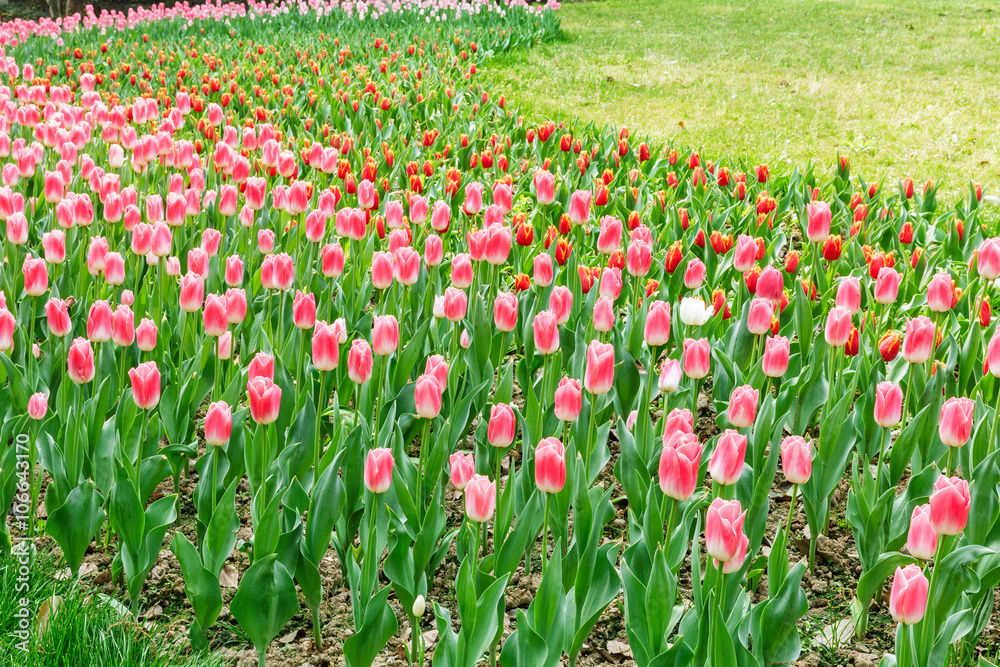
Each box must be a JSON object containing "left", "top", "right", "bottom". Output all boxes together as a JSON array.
[
  {"left": 171, "top": 532, "right": 223, "bottom": 645},
  {"left": 231, "top": 555, "right": 299, "bottom": 660},
  {"left": 45, "top": 481, "right": 106, "bottom": 577},
  {"left": 343, "top": 587, "right": 400, "bottom": 667}
]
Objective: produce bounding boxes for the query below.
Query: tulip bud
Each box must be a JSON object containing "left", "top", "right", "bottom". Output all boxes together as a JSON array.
[{"left": 889, "top": 564, "right": 928, "bottom": 625}]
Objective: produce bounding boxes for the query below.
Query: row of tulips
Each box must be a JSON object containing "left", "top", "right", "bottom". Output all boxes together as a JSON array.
[{"left": 1, "top": 2, "right": 1000, "bottom": 667}]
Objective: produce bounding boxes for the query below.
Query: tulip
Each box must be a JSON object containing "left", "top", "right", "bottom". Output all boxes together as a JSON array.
[
  {"left": 218, "top": 332, "right": 233, "bottom": 360},
  {"left": 322, "top": 243, "right": 345, "bottom": 278},
  {"left": 709, "top": 429, "right": 747, "bottom": 485},
  {"left": 836, "top": 277, "right": 861, "bottom": 314},
  {"left": 727, "top": 385, "right": 759, "bottom": 428},
  {"left": 907, "top": 504, "right": 937, "bottom": 560},
  {"left": 449, "top": 453, "right": 475, "bottom": 490},
  {"left": 247, "top": 376, "right": 282, "bottom": 425},
  {"left": 626, "top": 240, "right": 652, "bottom": 277},
  {"left": 874, "top": 267, "right": 901, "bottom": 305},
  {"left": 424, "top": 355, "right": 449, "bottom": 390},
  {"left": 593, "top": 296, "right": 615, "bottom": 332},
  {"left": 759, "top": 335, "right": 789, "bottom": 377},
  {"left": 926, "top": 272, "right": 954, "bottom": 312},
  {"left": 597, "top": 216, "right": 623, "bottom": 255},
  {"left": 312, "top": 321, "right": 341, "bottom": 371},
  {"left": 22, "top": 256, "right": 48, "bottom": 296},
  {"left": 706, "top": 498, "right": 747, "bottom": 563},
  {"left": 659, "top": 430, "right": 702, "bottom": 500},
  {"left": 938, "top": 397, "right": 974, "bottom": 447},
  {"left": 682, "top": 338, "right": 711, "bottom": 379},
  {"left": 204, "top": 401, "right": 233, "bottom": 446},
  {"left": 136, "top": 318, "right": 158, "bottom": 352},
  {"left": 780, "top": 436, "right": 812, "bottom": 484},
  {"left": 684, "top": 258, "right": 707, "bottom": 290},
  {"left": 806, "top": 201, "right": 831, "bottom": 242},
  {"left": 360, "top": 448, "right": 394, "bottom": 496},
  {"left": 348, "top": 339, "right": 374, "bottom": 384},
  {"left": 746, "top": 298, "right": 773, "bottom": 336},
  {"left": 823, "top": 306, "right": 852, "bottom": 347},
  {"left": 414, "top": 373, "right": 443, "bottom": 419},
  {"left": 678, "top": 296, "right": 713, "bottom": 326},
  {"left": 488, "top": 403, "right": 516, "bottom": 448},
  {"left": 756, "top": 266, "right": 783, "bottom": 302},
  {"left": 584, "top": 340, "right": 615, "bottom": 395},
  {"left": 493, "top": 292, "right": 518, "bottom": 332},
  {"left": 203, "top": 294, "right": 228, "bottom": 337},
  {"left": 0, "top": 308, "right": 12, "bottom": 352},
  {"left": 42, "top": 230, "right": 66, "bottom": 264},
  {"left": 27, "top": 392, "right": 47, "bottom": 420},
  {"left": 225, "top": 256, "right": 244, "bottom": 287},
  {"left": 536, "top": 438, "right": 567, "bottom": 493},
  {"left": 733, "top": 235, "right": 756, "bottom": 272},
  {"left": 533, "top": 252, "right": 554, "bottom": 287},
  {"left": 901, "top": 316, "right": 935, "bottom": 363},
  {"left": 549, "top": 285, "right": 573, "bottom": 325},
  {"left": 889, "top": 565, "right": 929, "bottom": 625},
  {"left": 111, "top": 305, "right": 135, "bottom": 346},
  {"left": 68, "top": 337, "right": 96, "bottom": 383},
  {"left": 534, "top": 170, "right": 556, "bottom": 205},
  {"left": 463, "top": 183, "right": 483, "bottom": 215},
  {"left": 644, "top": 300, "right": 671, "bottom": 347},
  {"left": 179, "top": 272, "right": 205, "bottom": 313},
  {"left": 533, "top": 311, "right": 560, "bottom": 355},
  {"left": 978, "top": 237, "right": 1000, "bottom": 280},
  {"left": 248, "top": 352, "right": 275, "bottom": 382},
  {"left": 45, "top": 298, "right": 72, "bottom": 338},
  {"left": 465, "top": 474, "right": 496, "bottom": 522},
  {"left": 129, "top": 361, "right": 161, "bottom": 409},
  {"left": 87, "top": 300, "right": 113, "bottom": 342},
  {"left": 598, "top": 266, "right": 623, "bottom": 300},
  {"left": 929, "top": 475, "right": 970, "bottom": 535},
  {"left": 553, "top": 377, "right": 583, "bottom": 422},
  {"left": 226, "top": 289, "right": 247, "bottom": 324},
  {"left": 568, "top": 190, "right": 591, "bottom": 225},
  {"left": 659, "top": 358, "right": 682, "bottom": 393},
  {"left": 874, "top": 381, "right": 904, "bottom": 428},
  {"left": 988, "top": 331, "right": 1000, "bottom": 377},
  {"left": 443, "top": 287, "right": 468, "bottom": 322}
]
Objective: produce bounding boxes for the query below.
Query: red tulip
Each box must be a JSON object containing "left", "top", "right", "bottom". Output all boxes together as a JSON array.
[
  {"left": 247, "top": 376, "right": 282, "bottom": 425},
  {"left": 584, "top": 340, "right": 615, "bottom": 395},
  {"left": 709, "top": 429, "right": 747, "bottom": 485},
  {"left": 535, "top": 437, "right": 567, "bottom": 493},
  {"left": 464, "top": 474, "right": 496, "bottom": 522},
  {"left": 364, "top": 448, "right": 394, "bottom": 494},
  {"left": 780, "top": 435, "right": 812, "bottom": 484},
  {"left": 129, "top": 361, "right": 161, "bottom": 409},
  {"left": 659, "top": 430, "right": 702, "bottom": 500},
  {"left": 889, "top": 564, "right": 928, "bottom": 625}
]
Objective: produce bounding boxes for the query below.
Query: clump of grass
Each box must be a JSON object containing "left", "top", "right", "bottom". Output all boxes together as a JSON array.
[{"left": 0, "top": 548, "right": 229, "bottom": 667}]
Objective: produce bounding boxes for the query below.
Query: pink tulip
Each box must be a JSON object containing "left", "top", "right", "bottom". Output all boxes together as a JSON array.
[
  {"left": 415, "top": 373, "right": 443, "bottom": 419},
  {"left": 204, "top": 401, "right": 233, "bottom": 446},
  {"left": 179, "top": 272, "right": 205, "bottom": 313},
  {"left": 706, "top": 498, "right": 747, "bottom": 563},
  {"left": 824, "top": 306, "right": 853, "bottom": 347},
  {"left": 746, "top": 297, "right": 773, "bottom": 336},
  {"left": 907, "top": 504, "right": 937, "bottom": 560},
  {"left": 465, "top": 474, "right": 496, "bottom": 522},
  {"left": 835, "top": 277, "right": 861, "bottom": 314},
  {"left": 111, "top": 305, "right": 134, "bottom": 347},
  {"left": 534, "top": 170, "right": 556, "bottom": 205},
  {"left": 485, "top": 225, "right": 511, "bottom": 266},
  {"left": 424, "top": 235, "right": 444, "bottom": 267},
  {"left": 938, "top": 397, "right": 974, "bottom": 447},
  {"left": 568, "top": 190, "right": 591, "bottom": 225},
  {"left": 451, "top": 253, "right": 474, "bottom": 288},
  {"left": 598, "top": 267, "right": 623, "bottom": 300},
  {"left": 364, "top": 448, "right": 394, "bottom": 494},
  {"left": 733, "top": 235, "right": 756, "bottom": 272},
  {"left": 292, "top": 291, "right": 317, "bottom": 330},
  {"left": 584, "top": 340, "right": 615, "bottom": 395},
  {"left": 682, "top": 338, "right": 711, "bottom": 379},
  {"left": 645, "top": 300, "right": 671, "bottom": 347},
  {"left": 593, "top": 296, "right": 615, "bottom": 332},
  {"left": 42, "top": 230, "right": 66, "bottom": 264},
  {"left": 322, "top": 243, "right": 345, "bottom": 277},
  {"left": 68, "top": 337, "right": 95, "bottom": 383},
  {"left": 136, "top": 318, "right": 158, "bottom": 352},
  {"left": 727, "top": 385, "right": 759, "bottom": 428},
  {"left": 226, "top": 288, "right": 247, "bottom": 324},
  {"left": 806, "top": 201, "right": 831, "bottom": 243},
  {"left": 488, "top": 403, "right": 517, "bottom": 448},
  {"left": 549, "top": 286, "right": 573, "bottom": 325},
  {"left": 597, "top": 216, "right": 623, "bottom": 255},
  {"left": 463, "top": 183, "right": 483, "bottom": 215},
  {"left": 554, "top": 377, "right": 583, "bottom": 421},
  {"left": 929, "top": 475, "right": 970, "bottom": 535},
  {"left": 218, "top": 332, "right": 233, "bottom": 360},
  {"left": 409, "top": 196, "right": 429, "bottom": 225},
  {"left": 658, "top": 358, "right": 682, "bottom": 393},
  {"left": 0, "top": 308, "right": 10, "bottom": 351},
  {"left": 536, "top": 437, "right": 567, "bottom": 493},
  {"left": 203, "top": 294, "right": 228, "bottom": 337},
  {"left": 45, "top": 298, "right": 72, "bottom": 338},
  {"left": 874, "top": 267, "right": 901, "bottom": 305},
  {"left": 27, "top": 392, "right": 48, "bottom": 420},
  {"left": 431, "top": 201, "right": 451, "bottom": 232},
  {"left": 87, "top": 300, "right": 113, "bottom": 343},
  {"left": 978, "top": 237, "right": 1000, "bottom": 280},
  {"left": 533, "top": 253, "right": 554, "bottom": 286},
  {"left": 874, "top": 381, "right": 903, "bottom": 428},
  {"left": 372, "top": 315, "right": 399, "bottom": 356},
  {"left": 312, "top": 321, "right": 341, "bottom": 371},
  {"left": 225, "top": 256, "right": 244, "bottom": 287},
  {"left": 247, "top": 376, "right": 282, "bottom": 425},
  {"left": 129, "top": 361, "right": 161, "bottom": 409},
  {"left": 709, "top": 429, "right": 747, "bottom": 485},
  {"left": 780, "top": 435, "right": 812, "bottom": 484},
  {"left": 22, "top": 256, "right": 48, "bottom": 296},
  {"left": 989, "top": 331, "right": 1000, "bottom": 378},
  {"left": 533, "top": 311, "right": 560, "bottom": 355},
  {"left": 248, "top": 352, "right": 275, "bottom": 382},
  {"left": 659, "top": 430, "right": 702, "bottom": 500},
  {"left": 424, "top": 355, "right": 449, "bottom": 389},
  {"left": 756, "top": 266, "right": 783, "bottom": 302},
  {"left": 901, "top": 316, "right": 935, "bottom": 363},
  {"left": 684, "top": 258, "right": 706, "bottom": 289},
  {"left": 449, "top": 453, "right": 475, "bottom": 490},
  {"left": 889, "top": 564, "right": 929, "bottom": 625},
  {"left": 348, "top": 339, "right": 374, "bottom": 384},
  {"left": 493, "top": 292, "right": 518, "bottom": 332},
  {"left": 443, "top": 287, "right": 468, "bottom": 322},
  {"left": 761, "top": 335, "right": 790, "bottom": 377},
  {"left": 926, "top": 272, "right": 953, "bottom": 312}
]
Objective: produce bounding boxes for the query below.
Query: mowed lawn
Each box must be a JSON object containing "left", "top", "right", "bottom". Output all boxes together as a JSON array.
[{"left": 487, "top": 0, "right": 1000, "bottom": 198}]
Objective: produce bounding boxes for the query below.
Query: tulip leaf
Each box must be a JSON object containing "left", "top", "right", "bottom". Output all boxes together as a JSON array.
[
  {"left": 45, "top": 481, "right": 106, "bottom": 578},
  {"left": 754, "top": 561, "right": 807, "bottom": 666},
  {"left": 853, "top": 552, "right": 918, "bottom": 638},
  {"left": 343, "top": 586, "right": 399, "bottom": 667},
  {"left": 170, "top": 532, "right": 223, "bottom": 649}
]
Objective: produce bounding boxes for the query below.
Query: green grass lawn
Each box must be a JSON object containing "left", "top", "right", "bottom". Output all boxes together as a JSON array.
[{"left": 487, "top": 0, "right": 1000, "bottom": 198}]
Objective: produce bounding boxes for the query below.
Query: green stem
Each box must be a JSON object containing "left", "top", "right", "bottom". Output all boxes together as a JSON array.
[
  {"left": 312, "top": 606, "right": 323, "bottom": 652},
  {"left": 210, "top": 446, "right": 218, "bottom": 516},
  {"left": 584, "top": 391, "right": 597, "bottom": 476},
  {"left": 494, "top": 445, "right": 502, "bottom": 563},
  {"left": 416, "top": 418, "right": 430, "bottom": 521},
  {"left": 785, "top": 484, "right": 798, "bottom": 540},
  {"left": 409, "top": 613, "right": 420, "bottom": 667},
  {"left": 663, "top": 496, "right": 678, "bottom": 564},
  {"left": 874, "top": 427, "right": 890, "bottom": 493},
  {"left": 541, "top": 492, "right": 551, "bottom": 574}
]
